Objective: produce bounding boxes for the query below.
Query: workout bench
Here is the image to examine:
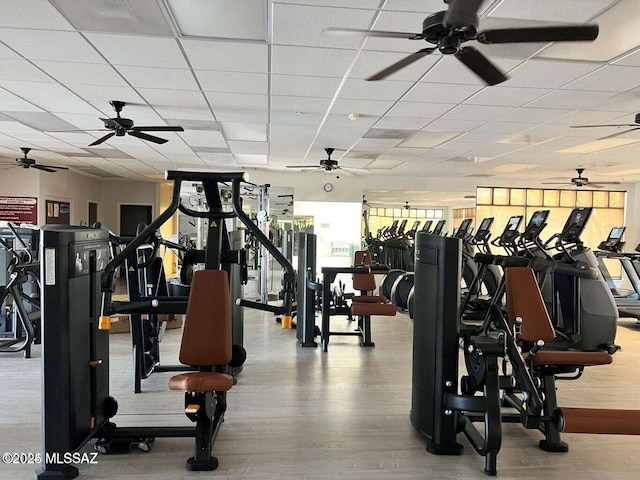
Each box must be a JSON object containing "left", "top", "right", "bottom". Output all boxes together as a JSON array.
[{"left": 168, "top": 269, "right": 233, "bottom": 471}]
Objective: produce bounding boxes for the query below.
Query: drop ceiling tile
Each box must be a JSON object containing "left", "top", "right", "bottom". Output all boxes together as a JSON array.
[
  {"left": 374, "top": 116, "right": 431, "bottom": 130},
  {"left": 3, "top": 111, "right": 79, "bottom": 132},
  {"left": 270, "top": 111, "right": 323, "bottom": 127},
  {"left": 506, "top": 60, "right": 601, "bottom": 89},
  {"left": 350, "top": 50, "right": 440, "bottom": 82},
  {"left": 181, "top": 39, "right": 268, "bottom": 73},
  {"left": 464, "top": 86, "right": 551, "bottom": 107},
  {"left": 1, "top": 81, "right": 101, "bottom": 115},
  {"left": 331, "top": 98, "right": 396, "bottom": 116},
  {"left": 422, "top": 57, "right": 523, "bottom": 85},
  {"left": 178, "top": 130, "right": 227, "bottom": 148},
  {"left": 140, "top": 89, "right": 208, "bottom": 108},
  {"left": 324, "top": 114, "right": 378, "bottom": 129},
  {"left": 0, "top": 0, "right": 74, "bottom": 29},
  {"left": 400, "top": 131, "right": 461, "bottom": 148},
  {"left": 86, "top": 33, "right": 188, "bottom": 68},
  {"left": 156, "top": 107, "right": 214, "bottom": 122},
  {"left": 271, "top": 95, "right": 331, "bottom": 114},
  {"left": 228, "top": 141, "right": 268, "bottom": 155},
  {"left": 587, "top": 92, "right": 640, "bottom": 113},
  {"left": 442, "top": 104, "right": 514, "bottom": 122},
  {"left": 472, "top": 121, "right": 537, "bottom": 135},
  {"left": 68, "top": 84, "right": 146, "bottom": 108},
  {"left": 34, "top": 61, "right": 126, "bottom": 87},
  {"left": 0, "top": 93, "right": 43, "bottom": 112},
  {"left": 271, "top": 74, "right": 341, "bottom": 98},
  {"left": 206, "top": 92, "right": 268, "bottom": 111},
  {"left": 0, "top": 42, "right": 21, "bottom": 59},
  {"left": 424, "top": 118, "right": 487, "bottom": 131},
  {"left": 526, "top": 89, "right": 615, "bottom": 110},
  {"left": 52, "top": 0, "right": 173, "bottom": 36},
  {"left": 386, "top": 101, "right": 455, "bottom": 118},
  {"left": 315, "top": 126, "right": 369, "bottom": 149},
  {"left": 495, "top": 107, "right": 574, "bottom": 124},
  {"left": 404, "top": 83, "right": 483, "bottom": 104},
  {"left": 356, "top": 137, "right": 403, "bottom": 148},
  {"left": 221, "top": 122, "right": 267, "bottom": 141},
  {"left": 116, "top": 66, "right": 198, "bottom": 90},
  {"left": 338, "top": 78, "right": 413, "bottom": 101},
  {"left": 0, "top": 29, "right": 103, "bottom": 63},
  {"left": 272, "top": 45, "right": 356, "bottom": 77},
  {"left": 167, "top": 119, "right": 218, "bottom": 131},
  {"left": 488, "top": 0, "right": 614, "bottom": 22},
  {"left": 196, "top": 70, "right": 267, "bottom": 95},
  {"left": 273, "top": 3, "right": 375, "bottom": 49},
  {"left": 563, "top": 65, "right": 640, "bottom": 92},
  {"left": 0, "top": 59, "right": 55, "bottom": 83},
  {"left": 276, "top": 0, "right": 379, "bottom": 7},
  {"left": 214, "top": 109, "right": 268, "bottom": 123},
  {"left": 235, "top": 154, "right": 267, "bottom": 165},
  {"left": 453, "top": 132, "right": 508, "bottom": 144},
  {"left": 383, "top": 0, "right": 458, "bottom": 13}
]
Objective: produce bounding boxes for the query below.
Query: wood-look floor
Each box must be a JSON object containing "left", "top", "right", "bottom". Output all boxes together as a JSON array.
[{"left": 1, "top": 311, "right": 640, "bottom": 479}]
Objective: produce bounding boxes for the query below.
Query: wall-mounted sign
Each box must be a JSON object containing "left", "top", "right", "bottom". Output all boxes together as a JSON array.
[{"left": 0, "top": 196, "right": 38, "bottom": 224}]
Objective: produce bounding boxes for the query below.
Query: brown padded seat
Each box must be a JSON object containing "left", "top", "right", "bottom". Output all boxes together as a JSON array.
[
  {"left": 169, "top": 269, "right": 233, "bottom": 393},
  {"left": 532, "top": 350, "right": 612, "bottom": 367},
  {"left": 352, "top": 295, "right": 387, "bottom": 303},
  {"left": 558, "top": 407, "right": 640, "bottom": 435},
  {"left": 352, "top": 302, "right": 397, "bottom": 317},
  {"left": 169, "top": 371, "right": 233, "bottom": 392},
  {"left": 506, "top": 267, "right": 555, "bottom": 343}
]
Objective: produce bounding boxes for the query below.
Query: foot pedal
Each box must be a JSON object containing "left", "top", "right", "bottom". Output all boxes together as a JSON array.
[{"left": 185, "top": 404, "right": 200, "bottom": 414}]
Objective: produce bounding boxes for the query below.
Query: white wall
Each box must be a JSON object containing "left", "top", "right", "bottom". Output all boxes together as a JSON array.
[
  {"left": 38, "top": 170, "right": 103, "bottom": 226},
  {"left": 99, "top": 180, "right": 158, "bottom": 234}
]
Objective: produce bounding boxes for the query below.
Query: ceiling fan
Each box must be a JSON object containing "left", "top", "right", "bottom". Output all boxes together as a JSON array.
[
  {"left": 570, "top": 113, "right": 640, "bottom": 140},
  {"left": 324, "top": 0, "right": 598, "bottom": 85},
  {"left": 542, "top": 168, "right": 620, "bottom": 189},
  {"left": 0, "top": 147, "right": 69, "bottom": 173},
  {"left": 286, "top": 148, "right": 369, "bottom": 175},
  {"left": 404, "top": 201, "right": 412, "bottom": 210},
  {"left": 50, "top": 100, "right": 184, "bottom": 146}
]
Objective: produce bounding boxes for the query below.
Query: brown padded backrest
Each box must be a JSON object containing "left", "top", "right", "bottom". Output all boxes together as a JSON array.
[
  {"left": 506, "top": 267, "right": 555, "bottom": 343},
  {"left": 179, "top": 269, "right": 232, "bottom": 367},
  {"left": 353, "top": 250, "right": 377, "bottom": 292}
]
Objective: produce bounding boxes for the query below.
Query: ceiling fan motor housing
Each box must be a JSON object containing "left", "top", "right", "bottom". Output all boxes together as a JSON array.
[
  {"left": 422, "top": 11, "right": 479, "bottom": 47},
  {"left": 320, "top": 158, "right": 338, "bottom": 170}
]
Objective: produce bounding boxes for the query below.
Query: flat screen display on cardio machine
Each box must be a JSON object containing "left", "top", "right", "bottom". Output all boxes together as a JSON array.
[
  {"left": 454, "top": 218, "right": 473, "bottom": 239},
  {"left": 522, "top": 210, "right": 550, "bottom": 240},
  {"left": 603, "top": 226, "right": 625, "bottom": 249},
  {"left": 560, "top": 207, "right": 592, "bottom": 243},
  {"left": 474, "top": 217, "right": 494, "bottom": 242},
  {"left": 500, "top": 215, "right": 523, "bottom": 243},
  {"left": 421, "top": 220, "right": 433, "bottom": 233},
  {"left": 432, "top": 220, "right": 446, "bottom": 235}
]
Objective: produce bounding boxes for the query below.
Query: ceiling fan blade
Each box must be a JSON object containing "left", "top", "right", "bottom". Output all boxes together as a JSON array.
[
  {"left": 47, "top": 165, "right": 69, "bottom": 170},
  {"left": 131, "top": 126, "right": 185, "bottom": 132},
  {"left": 128, "top": 131, "right": 168, "bottom": 144},
  {"left": 31, "top": 165, "right": 57, "bottom": 173},
  {"left": 542, "top": 182, "right": 573, "bottom": 185},
  {"left": 597, "top": 127, "right": 640, "bottom": 141},
  {"left": 570, "top": 124, "right": 638, "bottom": 128},
  {"left": 323, "top": 27, "right": 422, "bottom": 39},
  {"left": 286, "top": 165, "right": 319, "bottom": 169},
  {"left": 455, "top": 46, "right": 508, "bottom": 86},
  {"left": 443, "top": 0, "right": 485, "bottom": 28},
  {"left": 477, "top": 25, "right": 599, "bottom": 44},
  {"left": 89, "top": 132, "right": 116, "bottom": 146},
  {"left": 366, "top": 48, "right": 435, "bottom": 81},
  {"left": 99, "top": 117, "right": 121, "bottom": 129}
]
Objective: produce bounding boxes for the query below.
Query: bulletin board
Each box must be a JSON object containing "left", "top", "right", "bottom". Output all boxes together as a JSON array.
[{"left": 46, "top": 200, "right": 71, "bottom": 225}]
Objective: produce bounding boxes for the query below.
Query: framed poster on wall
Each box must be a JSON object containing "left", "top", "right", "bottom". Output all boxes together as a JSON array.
[
  {"left": 46, "top": 200, "right": 71, "bottom": 225},
  {"left": 0, "top": 196, "right": 37, "bottom": 224}
]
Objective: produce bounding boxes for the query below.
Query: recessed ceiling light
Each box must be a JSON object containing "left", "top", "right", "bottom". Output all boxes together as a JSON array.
[{"left": 166, "top": 0, "right": 267, "bottom": 41}]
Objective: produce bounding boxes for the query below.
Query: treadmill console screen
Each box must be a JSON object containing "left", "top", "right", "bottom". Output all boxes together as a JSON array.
[
  {"left": 474, "top": 217, "right": 494, "bottom": 242},
  {"left": 522, "top": 210, "right": 550, "bottom": 240},
  {"left": 421, "top": 220, "right": 433, "bottom": 233},
  {"left": 432, "top": 220, "right": 446, "bottom": 236},
  {"left": 561, "top": 207, "right": 592, "bottom": 243},
  {"left": 454, "top": 218, "right": 473, "bottom": 239},
  {"left": 500, "top": 215, "right": 523, "bottom": 244}
]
